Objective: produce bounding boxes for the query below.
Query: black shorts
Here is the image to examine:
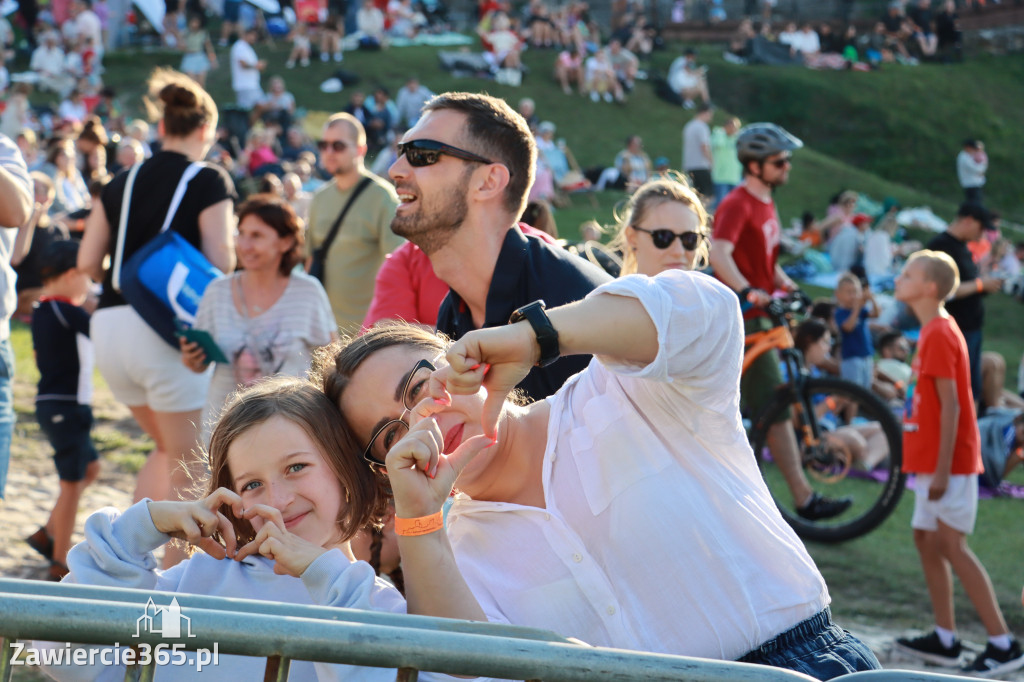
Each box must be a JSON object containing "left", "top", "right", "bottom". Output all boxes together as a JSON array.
[
  {"left": 37, "top": 401, "right": 98, "bottom": 482},
  {"left": 687, "top": 168, "right": 713, "bottom": 200}
]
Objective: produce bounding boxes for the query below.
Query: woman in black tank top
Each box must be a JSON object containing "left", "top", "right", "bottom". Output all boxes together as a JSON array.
[{"left": 78, "top": 69, "right": 237, "bottom": 568}]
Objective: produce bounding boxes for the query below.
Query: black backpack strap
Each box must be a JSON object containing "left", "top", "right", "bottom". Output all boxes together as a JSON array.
[{"left": 313, "top": 176, "right": 374, "bottom": 265}]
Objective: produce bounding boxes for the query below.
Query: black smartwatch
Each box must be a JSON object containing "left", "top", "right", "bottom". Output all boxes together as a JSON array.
[{"left": 509, "top": 300, "right": 560, "bottom": 368}]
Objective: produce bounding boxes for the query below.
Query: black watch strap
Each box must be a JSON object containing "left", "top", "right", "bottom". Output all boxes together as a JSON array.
[{"left": 509, "top": 300, "right": 560, "bottom": 368}]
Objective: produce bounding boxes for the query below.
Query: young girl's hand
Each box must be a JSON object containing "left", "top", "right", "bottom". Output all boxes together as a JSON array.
[
  {"left": 147, "top": 488, "right": 243, "bottom": 560},
  {"left": 233, "top": 505, "right": 328, "bottom": 577}
]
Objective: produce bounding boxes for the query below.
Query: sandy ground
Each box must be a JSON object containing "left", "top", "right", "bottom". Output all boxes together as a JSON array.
[
  {"left": 3, "top": 388, "right": 142, "bottom": 581},
  {"left": 2, "top": 377, "right": 1023, "bottom": 680}
]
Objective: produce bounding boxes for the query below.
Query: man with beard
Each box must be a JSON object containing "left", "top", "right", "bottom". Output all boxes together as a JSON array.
[
  {"left": 388, "top": 92, "right": 610, "bottom": 401},
  {"left": 710, "top": 123, "right": 851, "bottom": 521},
  {"left": 307, "top": 113, "right": 402, "bottom": 333}
]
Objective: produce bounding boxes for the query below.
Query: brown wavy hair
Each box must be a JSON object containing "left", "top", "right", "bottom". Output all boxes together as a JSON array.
[{"left": 204, "top": 376, "right": 389, "bottom": 548}]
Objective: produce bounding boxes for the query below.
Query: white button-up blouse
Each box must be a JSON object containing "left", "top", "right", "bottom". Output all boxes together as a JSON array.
[{"left": 446, "top": 270, "right": 828, "bottom": 661}]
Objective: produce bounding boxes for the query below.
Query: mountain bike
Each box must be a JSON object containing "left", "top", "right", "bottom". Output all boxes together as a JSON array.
[{"left": 743, "top": 294, "right": 905, "bottom": 543}]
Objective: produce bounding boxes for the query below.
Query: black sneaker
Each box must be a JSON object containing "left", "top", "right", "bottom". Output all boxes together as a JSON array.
[
  {"left": 962, "top": 639, "right": 1024, "bottom": 678},
  {"left": 796, "top": 493, "right": 853, "bottom": 520},
  {"left": 894, "top": 631, "right": 962, "bottom": 667}
]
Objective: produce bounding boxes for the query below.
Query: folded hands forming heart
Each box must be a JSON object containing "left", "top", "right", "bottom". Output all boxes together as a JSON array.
[{"left": 146, "top": 488, "right": 329, "bottom": 577}]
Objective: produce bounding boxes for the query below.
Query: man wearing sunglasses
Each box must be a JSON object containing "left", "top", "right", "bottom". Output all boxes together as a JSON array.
[
  {"left": 710, "top": 122, "right": 852, "bottom": 522},
  {"left": 388, "top": 92, "right": 610, "bottom": 402},
  {"left": 307, "top": 112, "right": 402, "bottom": 333}
]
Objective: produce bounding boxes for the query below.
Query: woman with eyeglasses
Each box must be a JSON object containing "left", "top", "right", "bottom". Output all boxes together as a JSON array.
[
  {"left": 314, "top": 261, "right": 880, "bottom": 679},
  {"left": 608, "top": 173, "right": 710, "bottom": 277}
]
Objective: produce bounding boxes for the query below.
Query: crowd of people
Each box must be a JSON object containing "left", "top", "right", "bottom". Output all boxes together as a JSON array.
[
  {"left": 1, "top": 1, "right": 1023, "bottom": 680},
  {"left": 726, "top": 0, "right": 964, "bottom": 68}
]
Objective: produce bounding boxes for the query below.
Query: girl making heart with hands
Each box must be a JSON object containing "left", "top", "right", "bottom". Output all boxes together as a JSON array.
[{"left": 39, "top": 376, "right": 456, "bottom": 681}]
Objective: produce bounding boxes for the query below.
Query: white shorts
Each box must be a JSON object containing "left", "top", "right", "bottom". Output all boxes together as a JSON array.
[
  {"left": 911, "top": 473, "right": 978, "bottom": 534},
  {"left": 92, "top": 305, "right": 211, "bottom": 413}
]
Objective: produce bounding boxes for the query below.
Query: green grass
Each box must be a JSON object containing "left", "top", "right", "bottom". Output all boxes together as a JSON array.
[
  {"left": 693, "top": 49, "right": 1024, "bottom": 223},
  {"left": 816, "top": 486, "right": 1024, "bottom": 634}
]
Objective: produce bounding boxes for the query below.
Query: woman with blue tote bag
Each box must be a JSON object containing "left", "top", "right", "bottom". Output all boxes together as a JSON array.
[{"left": 78, "top": 69, "right": 236, "bottom": 568}]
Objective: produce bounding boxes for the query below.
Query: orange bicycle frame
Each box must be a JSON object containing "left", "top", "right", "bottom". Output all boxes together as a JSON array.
[{"left": 742, "top": 325, "right": 794, "bottom": 374}]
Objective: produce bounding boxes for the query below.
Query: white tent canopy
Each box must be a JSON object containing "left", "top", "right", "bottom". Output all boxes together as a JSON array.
[{"left": 132, "top": 0, "right": 279, "bottom": 33}]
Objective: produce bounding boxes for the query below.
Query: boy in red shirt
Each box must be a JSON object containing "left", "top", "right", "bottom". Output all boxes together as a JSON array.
[{"left": 893, "top": 250, "right": 1023, "bottom": 676}]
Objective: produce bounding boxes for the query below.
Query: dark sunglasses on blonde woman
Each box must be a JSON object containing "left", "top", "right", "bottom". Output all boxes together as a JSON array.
[{"left": 632, "top": 227, "right": 702, "bottom": 251}]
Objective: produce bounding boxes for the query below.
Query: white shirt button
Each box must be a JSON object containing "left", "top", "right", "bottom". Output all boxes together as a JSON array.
[
  {"left": 606, "top": 606, "right": 616, "bottom": 615},
  {"left": 544, "top": 514, "right": 551, "bottom": 521},
  {"left": 572, "top": 553, "right": 583, "bottom": 563}
]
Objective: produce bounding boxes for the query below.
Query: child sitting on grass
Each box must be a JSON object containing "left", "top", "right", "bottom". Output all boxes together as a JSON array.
[
  {"left": 27, "top": 240, "right": 100, "bottom": 581},
  {"left": 834, "top": 271, "right": 878, "bottom": 390},
  {"left": 893, "top": 250, "right": 1023, "bottom": 677}
]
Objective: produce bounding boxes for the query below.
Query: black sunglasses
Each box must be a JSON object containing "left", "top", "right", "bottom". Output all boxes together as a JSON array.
[
  {"left": 632, "top": 226, "right": 702, "bottom": 251},
  {"left": 765, "top": 155, "right": 792, "bottom": 169},
  {"left": 317, "top": 140, "right": 348, "bottom": 152},
  {"left": 397, "top": 138, "right": 499, "bottom": 170}
]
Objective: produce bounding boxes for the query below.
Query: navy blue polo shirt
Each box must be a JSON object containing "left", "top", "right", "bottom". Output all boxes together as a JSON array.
[
  {"left": 32, "top": 297, "right": 94, "bottom": 404},
  {"left": 436, "top": 225, "right": 612, "bottom": 402}
]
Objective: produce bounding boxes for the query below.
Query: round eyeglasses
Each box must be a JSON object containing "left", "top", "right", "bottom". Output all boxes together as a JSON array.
[{"left": 363, "top": 358, "right": 436, "bottom": 467}]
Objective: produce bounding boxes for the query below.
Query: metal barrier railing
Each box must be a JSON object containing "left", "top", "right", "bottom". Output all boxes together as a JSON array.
[{"left": 0, "top": 578, "right": 964, "bottom": 682}]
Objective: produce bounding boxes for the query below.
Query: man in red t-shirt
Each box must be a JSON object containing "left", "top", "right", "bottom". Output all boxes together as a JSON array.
[
  {"left": 710, "top": 123, "right": 851, "bottom": 521},
  {"left": 893, "top": 250, "right": 1022, "bottom": 675}
]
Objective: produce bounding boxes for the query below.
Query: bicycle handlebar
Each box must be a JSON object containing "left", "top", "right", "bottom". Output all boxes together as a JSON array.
[{"left": 740, "top": 290, "right": 812, "bottom": 327}]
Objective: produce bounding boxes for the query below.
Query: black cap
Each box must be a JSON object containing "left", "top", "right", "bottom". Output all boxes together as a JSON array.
[
  {"left": 39, "top": 239, "right": 80, "bottom": 282},
  {"left": 957, "top": 202, "right": 994, "bottom": 231}
]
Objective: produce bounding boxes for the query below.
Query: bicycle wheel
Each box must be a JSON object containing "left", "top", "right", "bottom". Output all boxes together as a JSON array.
[{"left": 748, "top": 376, "right": 905, "bottom": 543}]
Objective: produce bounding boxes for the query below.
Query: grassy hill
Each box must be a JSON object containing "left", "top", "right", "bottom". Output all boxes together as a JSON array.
[
  {"left": 83, "top": 38, "right": 1022, "bottom": 226},
  {"left": 695, "top": 49, "right": 1024, "bottom": 223},
  {"left": 31, "top": 36, "right": 1024, "bottom": 378}
]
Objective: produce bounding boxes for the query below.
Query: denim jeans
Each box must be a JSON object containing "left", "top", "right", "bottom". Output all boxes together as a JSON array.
[
  {"left": 0, "top": 338, "right": 14, "bottom": 500},
  {"left": 738, "top": 608, "right": 881, "bottom": 681}
]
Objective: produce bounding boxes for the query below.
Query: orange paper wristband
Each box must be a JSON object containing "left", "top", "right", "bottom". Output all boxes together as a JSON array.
[
  {"left": 395, "top": 511, "right": 444, "bottom": 537},
  {"left": 976, "top": 278, "right": 984, "bottom": 294}
]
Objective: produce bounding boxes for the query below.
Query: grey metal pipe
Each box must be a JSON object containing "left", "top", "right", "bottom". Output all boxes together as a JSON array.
[{"left": 0, "top": 579, "right": 570, "bottom": 644}]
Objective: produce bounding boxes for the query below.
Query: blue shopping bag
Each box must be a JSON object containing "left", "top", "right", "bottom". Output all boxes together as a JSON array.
[
  {"left": 119, "top": 229, "right": 223, "bottom": 348},
  {"left": 113, "top": 162, "right": 223, "bottom": 349}
]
